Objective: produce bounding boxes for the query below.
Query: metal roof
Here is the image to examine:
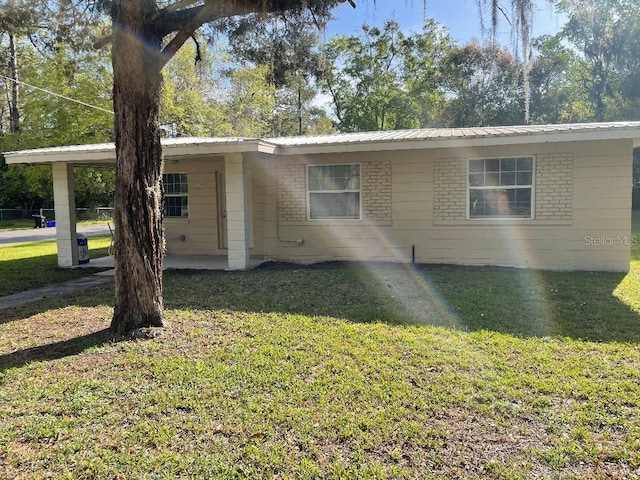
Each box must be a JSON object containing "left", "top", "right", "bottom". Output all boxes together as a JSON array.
[
  {"left": 5, "top": 121, "right": 640, "bottom": 164},
  {"left": 269, "top": 121, "right": 640, "bottom": 146}
]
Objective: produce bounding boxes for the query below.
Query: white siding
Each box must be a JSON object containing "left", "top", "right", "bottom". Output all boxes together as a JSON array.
[{"left": 255, "top": 140, "right": 632, "bottom": 271}]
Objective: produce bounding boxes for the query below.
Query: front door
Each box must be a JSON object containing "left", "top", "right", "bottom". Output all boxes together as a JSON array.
[{"left": 216, "top": 170, "right": 227, "bottom": 249}]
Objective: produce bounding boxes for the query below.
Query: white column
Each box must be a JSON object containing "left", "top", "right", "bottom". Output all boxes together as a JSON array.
[
  {"left": 225, "top": 153, "right": 250, "bottom": 270},
  {"left": 52, "top": 162, "right": 78, "bottom": 267}
]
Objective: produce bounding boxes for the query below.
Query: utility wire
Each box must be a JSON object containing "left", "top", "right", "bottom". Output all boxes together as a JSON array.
[{"left": 0, "top": 73, "right": 113, "bottom": 114}]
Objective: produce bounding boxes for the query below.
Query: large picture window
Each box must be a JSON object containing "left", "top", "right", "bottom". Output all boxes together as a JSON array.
[
  {"left": 163, "top": 173, "right": 188, "bottom": 218},
  {"left": 468, "top": 157, "right": 533, "bottom": 219},
  {"left": 308, "top": 164, "right": 360, "bottom": 219}
]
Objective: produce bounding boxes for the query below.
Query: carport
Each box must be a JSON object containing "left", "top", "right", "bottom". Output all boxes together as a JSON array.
[{"left": 4, "top": 138, "right": 276, "bottom": 270}]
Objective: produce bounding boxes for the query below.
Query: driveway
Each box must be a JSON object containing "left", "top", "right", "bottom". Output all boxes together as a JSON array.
[{"left": 0, "top": 224, "right": 112, "bottom": 245}]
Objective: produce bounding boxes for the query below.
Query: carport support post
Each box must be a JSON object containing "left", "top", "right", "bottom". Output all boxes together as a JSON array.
[
  {"left": 52, "top": 162, "right": 78, "bottom": 267},
  {"left": 224, "top": 153, "right": 250, "bottom": 270}
]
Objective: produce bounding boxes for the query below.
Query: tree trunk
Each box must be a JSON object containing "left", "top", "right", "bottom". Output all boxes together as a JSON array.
[
  {"left": 109, "top": 0, "right": 166, "bottom": 335},
  {"left": 9, "top": 33, "right": 20, "bottom": 133}
]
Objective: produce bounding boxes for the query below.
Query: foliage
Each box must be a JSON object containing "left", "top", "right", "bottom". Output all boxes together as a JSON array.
[
  {"left": 74, "top": 167, "right": 115, "bottom": 208},
  {"left": 0, "top": 33, "right": 114, "bottom": 210},
  {"left": 436, "top": 41, "right": 524, "bottom": 127},
  {"left": 224, "top": 14, "right": 324, "bottom": 89},
  {"left": 633, "top": 149, "right": 640, "bottom": 186},
  {"left": 222, "top": 14, "right": 332, "bottom": 136},
  {"left": 527, "top": 35, "right": 592, "bottom": 124},
  {"left": 223, "top": 64, "right": 276, "bottom": 137},
  {"left": 0, "top": 164, "right": 51, "bottom": 209},
  {"left": 557, "top": 0, "right": 640, "bottom": 121},
  {"left": 2, "top": 42, "right": 112, "bottom": 150},
  {"left": 320, "top": 20, "right": 451, "bottom": 132},
  {"left": 160, "top": 41, "right": 233, "bottom": 137},
  {"left": 3, "top": 0, "right": 640, "bottom": 208}
]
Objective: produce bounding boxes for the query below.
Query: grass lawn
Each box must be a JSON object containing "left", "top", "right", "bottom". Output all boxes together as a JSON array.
[
  {"left": 0, "top": 219, "right": 38, "bottom": 230},
  {"left": 0, "top": 236, "right": 112, "bottom": 296},
  {"left": 1, "top": 216, "right": 640, "bottom": 478}
]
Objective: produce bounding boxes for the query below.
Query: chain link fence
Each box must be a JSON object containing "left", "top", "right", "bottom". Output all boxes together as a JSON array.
[{"left": 0, "top": 207, "right": 114, "bottom": 222}]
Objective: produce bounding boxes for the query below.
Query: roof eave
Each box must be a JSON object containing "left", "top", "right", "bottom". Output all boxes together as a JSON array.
[
  {"left": 276, "top": 128, "right": 640, "bottom": 155},
  {"left": 3, "top": 138, "right": 277, "bottom": 165}
]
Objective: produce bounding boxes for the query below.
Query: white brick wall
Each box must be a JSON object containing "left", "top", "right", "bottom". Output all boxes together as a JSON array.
[
  {"left": 433, "top": 159, "right": 467, "bottom": 222},
  {"left": 277, "top": 164, "right": 307, "bottom": 222},
  {"left": 362, "top": 160, "right": 392, "bottom": 223},
  {"left": 535, "top": 154, "right": 573, "bottom": 222}
]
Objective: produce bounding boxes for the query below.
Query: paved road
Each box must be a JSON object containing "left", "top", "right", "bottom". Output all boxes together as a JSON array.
[{"left": 0, "top": 224, "right": 112, "bottom": 245}]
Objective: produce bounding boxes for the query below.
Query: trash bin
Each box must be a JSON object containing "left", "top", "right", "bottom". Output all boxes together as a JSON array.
[
  {"left": 32, "top": 214, "right": 46, "bottom": 228},
  {"left": 77, "top": 234, "right": 90, "bottom": 264}
]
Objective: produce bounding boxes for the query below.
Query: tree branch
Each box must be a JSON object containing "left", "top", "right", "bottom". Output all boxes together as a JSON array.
[
  {"left": 94, "top": 34, "right": 112, "bottom": 49},
  {"left": 163, "top": 0, "right": 203, "bottom": 15},
  {"left": 157, "top": 0, "right": 356, "bottom": 37},
  {"left": 157, "top": 0, "right": 357, "bottom": 68}
]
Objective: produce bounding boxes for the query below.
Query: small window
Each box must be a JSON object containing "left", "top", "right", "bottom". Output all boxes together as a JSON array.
[
  {"left": 468, "top": 157, "right": 533, "bottom": 219},
  {"left": 163, "top": 173, "right": 188, "bottom": 218},
  {"left": 308, "top": 164, "right": 360, "bottom": 219}
]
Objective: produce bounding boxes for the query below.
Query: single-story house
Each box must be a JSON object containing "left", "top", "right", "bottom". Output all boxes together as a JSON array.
[{"left": 5, "top": 121, "right": 640, "bottom": 272}]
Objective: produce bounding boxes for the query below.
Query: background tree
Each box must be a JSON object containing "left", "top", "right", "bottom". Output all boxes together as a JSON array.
[
  {"left": 0, "top": 162, "right": 51, "bottom": 209},
  {"left": 223, "top": 64, "right": 276, "bottom": 136},
  {"left": 320, "top": 20, "right": 450, "bottom": 132},
  {"left": 160, "top": 40, "right": 233, "bottom": 137},
  {"left": 527, "top": 35, "right": 591, "bottom": 123},
  {"left": 436, "top": 41, "right": 524, "bottom": 127},
  {"left": 0, "top": 25, "right": 114, "bottom": 214},
  {"left": 223, "top": 14, "right": 329, "bottom": 135},
  {"left": 557, "top": 0, "right": 640, "bottom": 121}
]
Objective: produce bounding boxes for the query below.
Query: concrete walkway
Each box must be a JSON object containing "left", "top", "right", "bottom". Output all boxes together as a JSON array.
[
  {"left": 0, "top": 273, "right": 114, "bottom": 310},
  {"left": 0, "top": 255, "right": 265, "bottom": 311},
  {"left": 84, "top": 255, "right": 265, "bottom": 271}
]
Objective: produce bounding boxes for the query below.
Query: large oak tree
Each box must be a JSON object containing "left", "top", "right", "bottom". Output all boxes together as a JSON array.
[{"left": 108, "top": 0, "right": 352, "bottom": 335}]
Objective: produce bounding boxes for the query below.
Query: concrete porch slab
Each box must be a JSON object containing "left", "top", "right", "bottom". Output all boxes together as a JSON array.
[{"left": 81, "top": 255, "right": 265, "bottom": 271}]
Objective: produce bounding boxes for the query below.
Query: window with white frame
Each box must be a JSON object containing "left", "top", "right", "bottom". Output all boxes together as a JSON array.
[
  {"left": 308, "top": 164, "right": 360, "bottom": 219},
  {"left": 468, "top": 157, "right": 533, "bottom": 219},
  {"left": 162, "top": 173, "right": 188, "bottom": 218}
]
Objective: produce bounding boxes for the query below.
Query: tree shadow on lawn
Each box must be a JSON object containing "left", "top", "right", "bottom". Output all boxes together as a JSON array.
[
  {"left": 163, "top": 262, "right": 640, "bottom": 344},
  {"left": 0, "top": 328, "right": 116, "bottom": 373},
  {"left": 0, "top": 279, "right": 114, "bottom": 326},
  {"left": 3, "top": 262, "right": 638, "bottom": 372},
  {"left": 0, "top": 284, "right": 118, "bottom": 372}
]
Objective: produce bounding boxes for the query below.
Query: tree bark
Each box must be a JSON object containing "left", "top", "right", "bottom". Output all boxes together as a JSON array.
[
  {"left": 105, "top": 0, "right": 348, "bottom": 336},
  {"left": 110, "top": 0, "right": 166, "bottom": 335}
]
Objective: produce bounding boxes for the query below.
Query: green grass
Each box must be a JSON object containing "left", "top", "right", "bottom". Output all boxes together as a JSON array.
[
  {"left": 1, "top": 263, "right": 640, "bottom": 479},
  {"left": 1, "top": 213, "right": 640, "bottom": 478},
  {"left": 0, "top": 219, "right": 36, "bottom": 230},
  {"left": 0, "top": 236, "right": 111, "bottom": 296}
]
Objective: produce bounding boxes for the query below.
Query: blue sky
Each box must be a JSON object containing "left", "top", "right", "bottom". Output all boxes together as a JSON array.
[{"left": 325, "top": 0, "right": 565, "bottom": 44}]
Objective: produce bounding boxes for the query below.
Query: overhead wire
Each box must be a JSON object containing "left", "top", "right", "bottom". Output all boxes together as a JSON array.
[{"left": 0, "top": 73, "right": 113, "bottom": 114}]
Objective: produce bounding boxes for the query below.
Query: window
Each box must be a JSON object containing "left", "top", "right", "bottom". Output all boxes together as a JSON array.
[
  {"left": 308, "top": 164, "right": 360, "bottom": 219},
  {"left": 163, "top": 173, "right": 188, "bottom": 218},
  {"left": 468, "top": 157, "right": 533, "bottom": 219}
]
